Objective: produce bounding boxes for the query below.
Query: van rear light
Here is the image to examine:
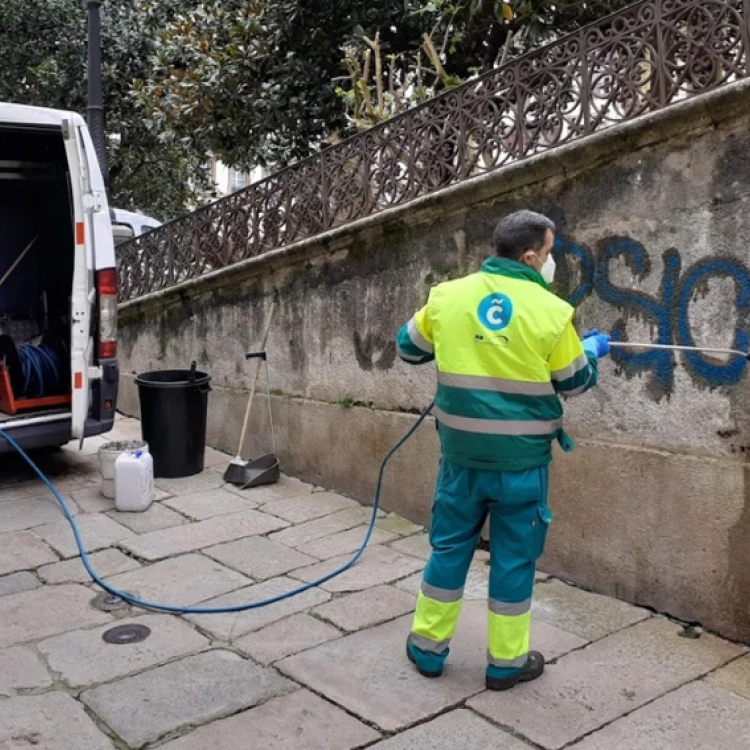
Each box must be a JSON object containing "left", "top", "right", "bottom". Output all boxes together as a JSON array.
[{"left": 96, "top": 268, "right": 117, "bottom": 360}]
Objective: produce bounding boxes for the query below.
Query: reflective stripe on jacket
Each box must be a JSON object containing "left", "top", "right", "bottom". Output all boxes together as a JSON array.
[{"left": 396, "top": 256, "right": 598, "bottom": 471}]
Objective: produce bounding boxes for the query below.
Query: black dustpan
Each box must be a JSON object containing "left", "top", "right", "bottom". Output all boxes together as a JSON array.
[{"left": 238, "top": 453, "right": 280, "bottom": 489}]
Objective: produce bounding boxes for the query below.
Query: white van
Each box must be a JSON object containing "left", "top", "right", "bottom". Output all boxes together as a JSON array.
[
  {"left": 111, "top": 207, "right": 161, "bottom": 247},
  {"left": 0, "top": 103, "right": 118, "bottom": 452}
]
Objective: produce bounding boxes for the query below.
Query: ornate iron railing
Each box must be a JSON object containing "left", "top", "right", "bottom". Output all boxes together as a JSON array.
[{"left": 118, "top": 0, "right": 750, "bottom": 301}]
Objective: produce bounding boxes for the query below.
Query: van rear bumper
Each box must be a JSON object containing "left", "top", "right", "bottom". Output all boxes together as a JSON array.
[
  {"left": 0, "top": 416, "right": 116, "bottom": 454},
  {"left": 0, "top": 359, "right": 119, "bottom": 454}
]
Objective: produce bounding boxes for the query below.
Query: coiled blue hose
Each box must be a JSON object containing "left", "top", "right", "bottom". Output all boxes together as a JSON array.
[
  {"left": 0, "top": 402, "right": 434, "bottom": 614},
  {"left": 18, "top": 344, "right": 62, "bottom": 398}
]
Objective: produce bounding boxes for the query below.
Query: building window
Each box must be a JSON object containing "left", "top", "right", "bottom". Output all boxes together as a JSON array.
[{"left": 229, "top": 168, "right": 248, "bottom": 192}]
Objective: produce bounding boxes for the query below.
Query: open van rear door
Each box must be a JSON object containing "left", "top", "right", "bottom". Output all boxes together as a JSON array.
[{"left": 63, "top": 119, "right": 95, "bottom": 440}]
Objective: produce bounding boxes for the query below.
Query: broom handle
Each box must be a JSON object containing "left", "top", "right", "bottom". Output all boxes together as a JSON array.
[
  {"left": 236, "top": 302, "right": 276, "bottom": 459},
  {"left": 0, "top": 235, "right": 38, "bottom": 290}
]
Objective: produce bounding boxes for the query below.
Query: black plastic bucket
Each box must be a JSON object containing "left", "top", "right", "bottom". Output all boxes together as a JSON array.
[{"left": 135, "top": 367, "right": 212, "bottom": 479}]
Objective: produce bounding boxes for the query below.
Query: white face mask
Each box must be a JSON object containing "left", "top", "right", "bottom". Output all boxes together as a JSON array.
[{"left": 534, "top": 253, "right": 556, "bottom": 284}]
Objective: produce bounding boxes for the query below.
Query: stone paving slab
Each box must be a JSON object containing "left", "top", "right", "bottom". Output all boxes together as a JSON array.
[
  {"left": 34, "top": 513, "right": 135, "bottom": 559},
  {"left": 570, "top": 681, "right": 750, "bottom": 750},
  {"left": 277, "top": 612, "right": 485, "bottom": 732},
  {"left": 234, "top": 612, "right": 341, "bottom": 665},
  {"left": 0, "top": 692, "right": 115, "bottom": 749},
  {"left": 0, "top": 570, "right": 40, "bottom": 596},
  {"left": 184, "top": 576, "right": 331, "bottom": 640},
  {"left": 0, "top": 645, "right": 52, "bottom": 697},
  {"left": 105, "top": 553, "right": 251, "bottom": 606},
  {"left": 121, "top": 509, "right": 289, "bottom": 561},
  {"left": 390, "top": 533, "right": 431, "bottom": 560},
  {"left": 375, "top": 514, "right": 424, "bottom": 537},
  {"left": 0, "top": 493, "right": 78, "bottom": 532},
  {"left": 278, "top": 601, "right": 598, "bottom": 733},
  {"left": 107, "top": 502, "right": 187, "bottom": 533},
  {"left": 82, "top": 649, "right": 295, "bottom": 749},
  {"left": 38, "top": 614, "right": 209, "bottom": 688},
  {"left": 532, "top": 579, "right": 651, "bottom": 642},
  {"left": 154, "top": 471, "right": 226, "bottom": 496},
  {"left": 70, "top": 484, "right": 116, "bottom": 513},
  {"left": 468, "top": 617, "right": 743, "bottom": 750},
  {"left": 289, "top": 545, "right": 424, "bottom": 592},
  {"left": 203, "top": 447, "right": 232, "bottom": 469},
  {"left": 0, "top": 584, "right": 111, "bottom": 649},
  {"left": 224, "top": 474, "right": 315, "bottom": 504},
  {"left": 296, "top": 524, "right": 398, "bottom": 560},
  {"left": 0, "top": 482, "right": 47, "bottom": 503},
  {"left": 163, "top": 487, "right": 260, "bottom": 519},
  {"left": 312, "top": 585, "right": 416, "bottom": 632},
  {"left": 38, "top": 548, "right": 140, "bottom": 585},
  {"left": 269, "top": 506, "right": 378, "bottom": 548},
  {"left": 159, "top": 688, "right": 380, "bottom": 750},
  {"left": 369, "top": 709, "right": 529, "bottom": 750},
  {"left": 707, "top": 654, "right": 750, "bottom": 700},
  {"left": 261, "top": 491, "right": 360, "bottom": 523},
  {"left": 203, "top": 536, "right": 318, "bottom": 580}
]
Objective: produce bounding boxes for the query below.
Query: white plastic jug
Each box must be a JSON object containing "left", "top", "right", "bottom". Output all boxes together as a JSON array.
[{"left": 114, "top": 450, "right": 155, "bottom": 513}]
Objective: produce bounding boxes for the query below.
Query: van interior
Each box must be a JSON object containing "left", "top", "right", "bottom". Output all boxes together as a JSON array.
[{"left": 0, "top": 127, "right": 74, "bottom": 423}]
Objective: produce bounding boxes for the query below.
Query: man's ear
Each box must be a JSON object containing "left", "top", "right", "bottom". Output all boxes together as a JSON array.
[{"left": 518, "top": 250, "right": 535, "bottom": 267}]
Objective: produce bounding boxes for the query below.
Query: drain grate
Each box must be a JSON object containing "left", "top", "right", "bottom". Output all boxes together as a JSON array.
[
  {"left": 91, "top": 591, "right": 131, "bottom": 612},
  {"left": 102, "top": 624, "right": 151, "bottom": 645}
]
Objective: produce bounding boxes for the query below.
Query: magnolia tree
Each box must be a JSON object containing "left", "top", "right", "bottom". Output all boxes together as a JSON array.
[
  {"left": 0, "top": 0, "right": 211, "bottom": 220},
  {"left": 337, "top": 0, "right": 635, "bottom": 131}
]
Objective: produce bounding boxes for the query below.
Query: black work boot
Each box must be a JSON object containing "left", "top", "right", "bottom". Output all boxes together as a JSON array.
[{"left": 485, "top": 651, "right": 545, "bottom": 691}]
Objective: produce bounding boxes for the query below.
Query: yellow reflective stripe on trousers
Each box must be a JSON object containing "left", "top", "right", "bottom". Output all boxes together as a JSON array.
[
  {"left": 487, "top": 609, "right": 531, "bottom": 667},
  {"left": 434, "top": 407, "right": 562, "bottom": 436},
  {"left": 437, "top": 372, "right": 555, "bottom": 396},
  {"left": 411, "top": 590, "right": 463, "bottom": 646}
]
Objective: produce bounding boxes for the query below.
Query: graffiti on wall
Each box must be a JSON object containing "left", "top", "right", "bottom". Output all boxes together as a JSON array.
[{"left": 554, "top": 235, "right": 750, "bottom": 398}]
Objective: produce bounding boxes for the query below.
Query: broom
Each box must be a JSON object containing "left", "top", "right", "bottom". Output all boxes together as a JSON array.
[{"left": 223, "top": 301, "right": 276, "bottom": 485}]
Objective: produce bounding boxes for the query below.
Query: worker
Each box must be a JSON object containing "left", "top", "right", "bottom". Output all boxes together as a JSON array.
[{"left": 396, "top": 209, "right": 610, "bottom": 691}]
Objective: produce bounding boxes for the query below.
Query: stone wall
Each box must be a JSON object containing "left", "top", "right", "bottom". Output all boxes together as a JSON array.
[{"left": 117, "top": 80, "right": 750, "bottom": 643}]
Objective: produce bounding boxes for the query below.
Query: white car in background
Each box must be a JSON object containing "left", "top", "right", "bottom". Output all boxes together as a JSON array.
[{"left": 111, "top": 208, "right": 161, "bottom": 246}]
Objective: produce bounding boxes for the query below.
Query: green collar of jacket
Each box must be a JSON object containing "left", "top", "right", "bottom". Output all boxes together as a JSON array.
[{"left": 480, "top": 256, "right": 549, "bottom": 291}]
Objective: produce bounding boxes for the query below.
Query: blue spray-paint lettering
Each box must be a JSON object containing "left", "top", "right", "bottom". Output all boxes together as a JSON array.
[
  {"left": 553, "top": 234, "right": 594, "bottom": 306},
  {"left": 554, "top": 235, "right": 750, "bottom": 396},
  {"left": 677, "top": 258, "right": 750, "bottom": 387}
]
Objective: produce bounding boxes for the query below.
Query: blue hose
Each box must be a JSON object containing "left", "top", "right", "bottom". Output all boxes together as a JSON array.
[
  {"left": 0, "top": 402, "right": 434, "bottom": 614},
  {"left": 18, "top": 344, "right": 62, "bottom": 398}
]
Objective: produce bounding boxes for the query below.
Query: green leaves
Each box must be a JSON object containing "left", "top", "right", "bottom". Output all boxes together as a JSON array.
[
  {"left": 0, "top": 0, "right": 209, "bottom": 219},
  {"left": 1, "top": 0, "right": 635, "bottom": 219}
]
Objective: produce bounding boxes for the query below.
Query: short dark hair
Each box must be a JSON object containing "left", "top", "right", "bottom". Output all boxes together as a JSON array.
[{"left": 492, "top": 210, "right": 555, "bottom": 260}]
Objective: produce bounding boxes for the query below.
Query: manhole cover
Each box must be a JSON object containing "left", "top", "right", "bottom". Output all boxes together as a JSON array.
[
  {"left": 91, "top": 591, "right": 131, "bottom": 612},
  {"left": 102, "top": 624, "right": 151, "bottom": 645}
]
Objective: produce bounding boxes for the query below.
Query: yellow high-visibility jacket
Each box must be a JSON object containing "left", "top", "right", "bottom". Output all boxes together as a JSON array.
[{"left": 396, "top": 256, "right": 598, "bottom": 471}]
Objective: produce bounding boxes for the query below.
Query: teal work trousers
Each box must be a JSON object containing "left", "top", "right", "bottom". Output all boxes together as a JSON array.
[{"left": 408, "top": 458, "right": 552, "bottom": 679}]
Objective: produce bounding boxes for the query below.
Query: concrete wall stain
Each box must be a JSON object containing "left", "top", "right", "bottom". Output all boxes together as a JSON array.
[
  {"left": 555, "top": 233, "right": 750, "bottom": 398},
  {"left": 353, "top": 332, "right": 396, "bottom": 371}
]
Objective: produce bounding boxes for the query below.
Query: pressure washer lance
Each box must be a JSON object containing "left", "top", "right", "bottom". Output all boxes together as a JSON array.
[{"left": 609, "top": 341, "right": 750, "bottom": 360}]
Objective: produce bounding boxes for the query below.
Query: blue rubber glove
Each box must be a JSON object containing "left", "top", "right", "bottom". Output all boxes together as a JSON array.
[
  {"left": 582, "top": 329, "right": 600, "bottom": 339},
  {"left": 582, "top": 332, "right": 611, "bottom": 358}
]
